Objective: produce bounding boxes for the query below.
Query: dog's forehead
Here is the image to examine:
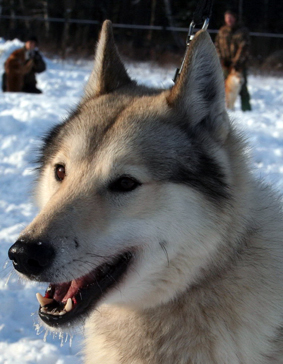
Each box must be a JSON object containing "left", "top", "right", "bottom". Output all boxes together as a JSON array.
[
  {"left": 62, "top": 99, "right": 201, "bottom": 192},
  {"left": 41, "top": 88, "right": 196, "bottom": 186},
  {"left": 39, "top": 83, "right": 228, "bottom": 202},
  {"left": 65, "top": 91, "right": 191, "bottom": 163}
]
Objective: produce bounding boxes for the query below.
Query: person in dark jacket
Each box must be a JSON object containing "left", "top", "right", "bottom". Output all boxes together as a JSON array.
[
  {"left": 215, "top": 10, "right": 252, "bottom": 111},
  {"left": 2, "top": 35, "right": 46, "bottom": 93}
]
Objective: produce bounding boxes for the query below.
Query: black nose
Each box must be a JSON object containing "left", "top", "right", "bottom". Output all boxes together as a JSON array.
[{"left": 8, "top": 239, "right": 55, "bottom": 277}]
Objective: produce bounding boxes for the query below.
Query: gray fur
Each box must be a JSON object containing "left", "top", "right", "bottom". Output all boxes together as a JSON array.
[{"left": 10, "top": 21, "right": 283, "bottom": 364}]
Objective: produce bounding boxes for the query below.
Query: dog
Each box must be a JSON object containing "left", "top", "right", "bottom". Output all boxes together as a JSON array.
[
  {"left": 225, "top": 68, "right": 244, "bottom": 110},
  {"left": 8, "top": 20, "right": 283, "bottom": 363}
]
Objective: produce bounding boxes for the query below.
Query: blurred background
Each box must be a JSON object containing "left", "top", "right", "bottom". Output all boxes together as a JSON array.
[{"left": 0, "top": 0, "right": 283, "bottom": 71}]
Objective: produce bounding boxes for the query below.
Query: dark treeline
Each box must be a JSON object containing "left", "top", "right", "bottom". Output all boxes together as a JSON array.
[{"left": 0, "top": 0, "right": 283, "bottom": 61}]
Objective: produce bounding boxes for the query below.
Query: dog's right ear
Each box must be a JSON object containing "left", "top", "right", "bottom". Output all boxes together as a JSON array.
[
  {"left": 167, "top": 30, "right": 230, "bottom": 144},
  {"left": 84, "top": 20, "right": 132, "bottom": 98}
]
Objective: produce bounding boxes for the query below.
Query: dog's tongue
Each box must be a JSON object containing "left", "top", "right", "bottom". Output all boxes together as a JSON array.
[
  {"left": 52, "top": 282, "right": 71, "bottom": 302},
  {"left": 58, "top": 279, "right": 85, "bottom": 302},
  {"left": 49, "top": 271, "right": 97, "bottom": 302}
]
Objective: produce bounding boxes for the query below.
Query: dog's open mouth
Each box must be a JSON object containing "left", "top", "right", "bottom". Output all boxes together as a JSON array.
[{"left": 36, "top": 251, "right": 133, "bottom": 327}]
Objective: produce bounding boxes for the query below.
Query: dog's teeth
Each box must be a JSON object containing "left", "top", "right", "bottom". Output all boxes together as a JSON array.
[
  {"left": 48, "top": 310, "right": 59, "bottom": 315},
  {"left": 59, "top": 310, "right": 67, "bottom": 316},
  {"left": 65, "top": 298, "right": 73, "bottom": 312},
  {"left": 36, "top": 292, "right": 53, "bottom": 307}
]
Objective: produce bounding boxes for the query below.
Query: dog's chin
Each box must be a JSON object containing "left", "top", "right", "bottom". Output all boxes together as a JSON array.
[{"left": 37, "top": 251, "right": 133, "bottom": 328}]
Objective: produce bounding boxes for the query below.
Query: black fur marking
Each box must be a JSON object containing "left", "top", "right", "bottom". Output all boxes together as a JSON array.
[
  {"left": 176, "top": 119, "right": 229, "bottom": 201},
  {"left": 35, "top": 105, "right": 82, "bottom": 169},
  {"left": 74, "top": 239, "right": 79, "bottom": 249},
  {"left": 169, "top": 152, "right": 229, "bottom": 201},
  {"left": 141, "top": 120, "right": 230, "bottom": 203},
  {"left": 36, "top": 121, "right": 67, "bottom": 168}
]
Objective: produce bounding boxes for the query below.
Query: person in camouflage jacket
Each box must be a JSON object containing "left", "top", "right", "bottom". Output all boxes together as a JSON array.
[
  {"left": 215, "top": 10, "right": 252, "bottom": 111},
  {"left": 2, "top": 35, "right": 46, "bottom": 93}
]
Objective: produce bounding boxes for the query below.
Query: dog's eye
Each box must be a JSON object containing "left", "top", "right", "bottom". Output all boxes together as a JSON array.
[
  {"left": 55, "top": 164, "right": 66, "bottom": 181},
  {"left": 109, "top": 176, "right": 141, "bottom": 193}
]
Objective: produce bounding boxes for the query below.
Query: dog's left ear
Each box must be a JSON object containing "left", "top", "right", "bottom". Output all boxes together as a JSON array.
[
  {"left": 167, "top": 30, "right": 230, "bottom": 143},
  {"left": 84, "top": 20, "right": 133, "bottom": 98}
]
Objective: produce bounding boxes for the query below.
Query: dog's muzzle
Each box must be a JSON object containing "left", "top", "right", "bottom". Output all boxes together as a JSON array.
[{"left": 8, "top": 237, "right": 133, "bottom": 328}]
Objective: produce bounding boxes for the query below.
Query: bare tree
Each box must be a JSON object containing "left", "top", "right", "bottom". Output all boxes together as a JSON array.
[
  {"left": 42, "top": 0, "right": 50, "bottom": 38},
  {"left": 163, "top": 0, "right": 183, "bottom": 48},
  {"left": 61, "top": 0, "right": 75, "bottom": 59},
  {"left": 147, "top": 0, "right": 157, "bottom": 43},
  {"left": 238, "top": 0, "right": 243, "bottom": 24},
  {"left": 9, "top": 0, "right": 15, "bottom": 33},
  {"left": 19, "top": 0, "right": 30, "bottom": 32}
]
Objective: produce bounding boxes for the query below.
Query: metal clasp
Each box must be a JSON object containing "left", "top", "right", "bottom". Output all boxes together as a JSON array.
[
  {"left": 186, "top": 21, "right": 196, "bottom": 45},
  {"left": 201, "top": 18, "right": 210, "bottom": 30},
  {"left": 187, "top": 18, "right": 209, "bottom": 44},
  {"left": 173, "top": 17, "right": 210, "bottom": 83}
]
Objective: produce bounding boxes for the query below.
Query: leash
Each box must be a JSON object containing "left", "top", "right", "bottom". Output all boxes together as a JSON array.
[{"left": 173, "top": 0, "right": 214, "bottom": 83}]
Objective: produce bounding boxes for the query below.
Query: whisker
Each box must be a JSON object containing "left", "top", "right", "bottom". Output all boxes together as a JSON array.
[
  {"left": 0, "top": 267, "right": 14, "bottom": 279},
  {"left": 5, "top": 271, "right": 13, "bottom": 286},
  {"left": 2, "top": 260, "right": 9, "bottom": 270},
  {"left": 159, "top": 241, "right": 170, "bottom": 267}
]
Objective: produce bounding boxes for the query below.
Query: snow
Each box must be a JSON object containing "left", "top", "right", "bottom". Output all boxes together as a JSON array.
[{"left": 0, "top": 39, "right": 283, "bottom": 363}]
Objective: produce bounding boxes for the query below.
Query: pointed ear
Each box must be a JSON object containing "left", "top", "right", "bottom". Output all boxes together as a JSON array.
[
  {"left": 84, "top": 20, "right": 132, "bottom": 98},
  {"left": 167, "top": 30, "right": 230, "bottom": 143}
]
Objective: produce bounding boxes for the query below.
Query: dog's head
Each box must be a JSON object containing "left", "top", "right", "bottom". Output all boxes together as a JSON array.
[{"left": 8, "top": 21, "right": 248, "bottom": 329}]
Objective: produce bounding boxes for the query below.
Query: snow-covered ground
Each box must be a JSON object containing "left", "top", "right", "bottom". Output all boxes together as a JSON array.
[{"left": 0, "top": 39, "right": 283, "bottom": 363}]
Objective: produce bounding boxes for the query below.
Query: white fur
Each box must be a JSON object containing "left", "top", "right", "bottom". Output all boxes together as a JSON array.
[{"left": 15, "top": 22, "right": 283, "bottom": 363}]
